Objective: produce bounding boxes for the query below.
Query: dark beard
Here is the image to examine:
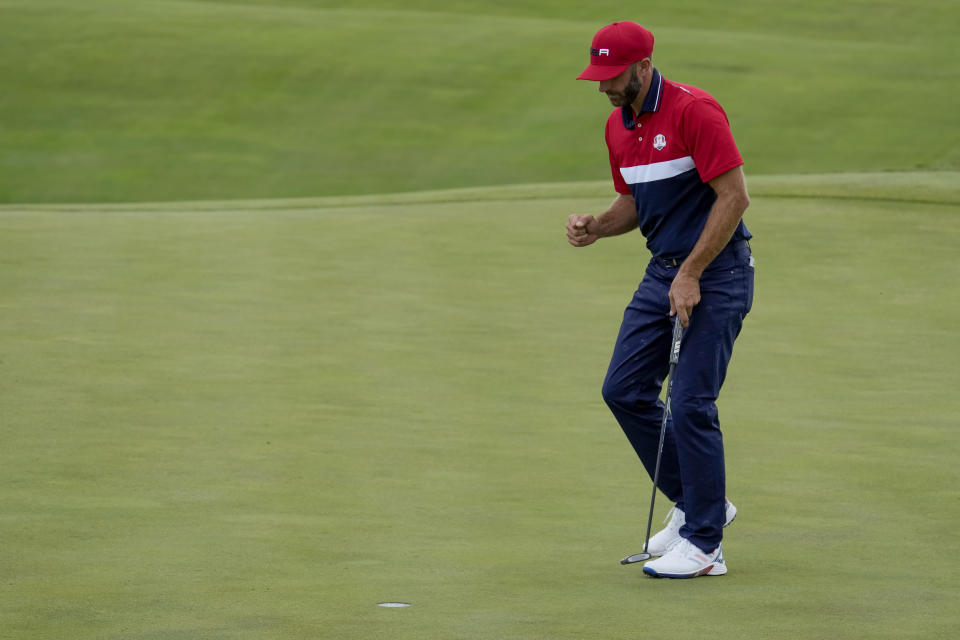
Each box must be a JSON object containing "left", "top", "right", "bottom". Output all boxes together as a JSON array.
[
  {"left": 606, "top": 69, "right": 643, "bottom": 107},
  {"left": 623, "top": 71, "right": 643, "bottom": 106}
]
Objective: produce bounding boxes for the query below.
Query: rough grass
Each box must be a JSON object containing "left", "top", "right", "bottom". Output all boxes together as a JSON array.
[{"left": 1, "top": 0, "right": 958, "bottom": 202}]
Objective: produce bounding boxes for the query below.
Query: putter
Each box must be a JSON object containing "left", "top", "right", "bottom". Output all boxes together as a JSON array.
[{"left": 621, "top": 315, "right": 685, "bottom": 565}]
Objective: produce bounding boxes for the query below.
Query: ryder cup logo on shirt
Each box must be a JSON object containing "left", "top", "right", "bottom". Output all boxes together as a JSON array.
[{"left": 653, "top": 134, "right": 667, "bottom": 150}]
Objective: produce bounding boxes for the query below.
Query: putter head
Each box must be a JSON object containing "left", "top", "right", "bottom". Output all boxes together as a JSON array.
[{"left": 620, "top": 552, "right": 653, "bottom": 565}]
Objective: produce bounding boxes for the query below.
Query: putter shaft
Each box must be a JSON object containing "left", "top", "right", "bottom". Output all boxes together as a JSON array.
[{"left": 623, "top": 317, "right": 684, "bottom": 565}]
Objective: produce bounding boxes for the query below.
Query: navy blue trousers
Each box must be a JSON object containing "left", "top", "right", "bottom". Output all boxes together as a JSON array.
[{"left": 601, "top": 240, "right": 754, "bottom": 552}]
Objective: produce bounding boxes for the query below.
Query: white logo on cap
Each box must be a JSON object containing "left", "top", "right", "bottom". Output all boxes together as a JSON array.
[
  {"left": 653, "top": 134, "right": 667, "bottom": 150},
  {"left": 599, "top": 48, "right": 610, "bottom": 55}
]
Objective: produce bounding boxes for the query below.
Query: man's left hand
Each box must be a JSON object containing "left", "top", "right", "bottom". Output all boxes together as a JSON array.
[{"left": 669, "top": 273, "right": 701, "bottom": 328}]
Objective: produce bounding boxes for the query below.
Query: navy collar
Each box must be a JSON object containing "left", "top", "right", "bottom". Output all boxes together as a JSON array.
[{"left": 621, "top": 67, "right": 664, "bottom": 130}]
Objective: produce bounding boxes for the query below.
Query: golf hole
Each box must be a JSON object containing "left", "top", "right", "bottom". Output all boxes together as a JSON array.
[{"left": 377, "top": 602, "right": 411, "bottom": 608}]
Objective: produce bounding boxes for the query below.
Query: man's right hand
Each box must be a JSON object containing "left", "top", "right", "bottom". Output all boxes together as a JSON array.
[{"left": 567, "top": 214, "right": 599, "bottom": 247}]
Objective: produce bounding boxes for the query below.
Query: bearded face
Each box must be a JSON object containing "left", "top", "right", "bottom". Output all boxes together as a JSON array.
[{"left": 604, "top": 65, "right": 643, "bottom": 108}]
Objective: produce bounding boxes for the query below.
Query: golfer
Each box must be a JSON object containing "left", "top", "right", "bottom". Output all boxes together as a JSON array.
[{"left": 567, "top": 21, "right": 754, "bottom": 578}]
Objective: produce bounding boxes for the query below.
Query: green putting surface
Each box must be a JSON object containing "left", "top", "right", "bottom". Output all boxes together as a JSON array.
[{"left": 2, "top": 175, "right": 958, "bottom": 638}]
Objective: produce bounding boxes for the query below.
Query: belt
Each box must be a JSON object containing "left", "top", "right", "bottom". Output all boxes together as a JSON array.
[
  {"left": 653, "top": 240, "right": 750, "bottom": 269},
  {"left": 654, "top": 255, "right": 685, "bottom": 268}
]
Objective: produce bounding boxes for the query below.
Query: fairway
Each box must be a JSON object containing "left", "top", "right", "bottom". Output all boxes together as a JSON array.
[{"left": 2, "top": 175, "right": 958, "bottom": 639}]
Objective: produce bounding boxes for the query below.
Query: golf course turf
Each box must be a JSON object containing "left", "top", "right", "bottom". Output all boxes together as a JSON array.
[
  {"left": 2, "top": 0, "right": 958, "bottom": 638},
  {"left": 3, "top": 175, "right": 958, "bottom": 638}
]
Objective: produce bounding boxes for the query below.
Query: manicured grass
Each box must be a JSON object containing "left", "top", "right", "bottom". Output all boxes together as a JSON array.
[
  {"left": 2, "top": 174, "right": 958, "bottom": 639},
  {"left": 3, "top": 1, "right": 958, "bottom": 637},
  {"left": 1, "top": 0, "right": 958, "bottom": 202}
]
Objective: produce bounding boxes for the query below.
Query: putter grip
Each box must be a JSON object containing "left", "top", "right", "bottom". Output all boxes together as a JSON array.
[{"left": 669, "top": 317, "right": 683, "bottom": 365}]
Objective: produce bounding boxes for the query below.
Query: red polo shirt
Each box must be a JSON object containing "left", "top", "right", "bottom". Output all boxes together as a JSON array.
[{"left": 605, "top": 68, "right": 750, "bottom": 259}]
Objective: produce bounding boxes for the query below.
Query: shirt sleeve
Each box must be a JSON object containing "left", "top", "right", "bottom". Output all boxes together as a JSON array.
[
  {"left": 605, "top": 117, "right": 631, "bottom": 194},
  {"left": 680, "top": 98, "right": 743, "bottom": 183}
]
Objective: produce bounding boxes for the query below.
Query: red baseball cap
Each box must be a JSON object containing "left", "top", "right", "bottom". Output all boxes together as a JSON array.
[{"left": 577, "top": 21, "right": 654, "bottom": 81}]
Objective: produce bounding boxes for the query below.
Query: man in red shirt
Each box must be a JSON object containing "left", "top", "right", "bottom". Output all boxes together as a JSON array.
[{"left": 567, "top": 21, "right": 754, "bottom": 579}]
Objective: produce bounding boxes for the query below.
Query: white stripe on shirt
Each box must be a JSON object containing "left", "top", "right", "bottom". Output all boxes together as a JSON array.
[{"left": 620, "top": 156, "right": 696, "bottom": 184}]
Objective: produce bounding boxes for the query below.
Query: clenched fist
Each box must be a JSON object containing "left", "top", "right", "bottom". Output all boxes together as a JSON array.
[{"left": 566, "top": 214, "right": 599, "bottom": 247}]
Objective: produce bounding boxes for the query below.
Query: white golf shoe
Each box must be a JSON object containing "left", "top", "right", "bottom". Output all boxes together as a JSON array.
[
  {"left": 645, "top": 499, "right": 737, "bottom": 557},
  {"left": 642, "top": 538, "right": 726, "bottom": 578}
]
